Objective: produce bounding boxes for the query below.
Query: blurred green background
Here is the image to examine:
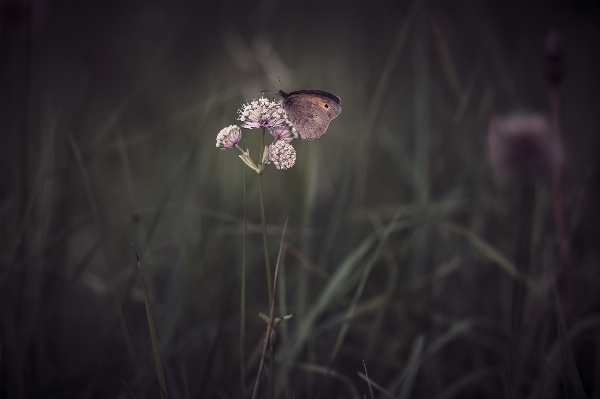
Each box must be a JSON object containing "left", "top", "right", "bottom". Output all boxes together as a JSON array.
[{"left": 1, "top": 1, "right": 600, "bottom": 398}]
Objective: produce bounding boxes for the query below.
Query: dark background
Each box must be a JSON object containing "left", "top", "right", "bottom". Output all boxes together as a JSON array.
[{"left": 1, "top": 1, "right": 600, "bottom": 398}]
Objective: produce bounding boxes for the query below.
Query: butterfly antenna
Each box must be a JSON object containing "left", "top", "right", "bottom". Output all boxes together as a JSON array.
[
  {"left": 260, "top": 89, "right": 278, "bottom": 101},
  {"left": 278, "top": 77, "right": 283, "bottom": 90}
]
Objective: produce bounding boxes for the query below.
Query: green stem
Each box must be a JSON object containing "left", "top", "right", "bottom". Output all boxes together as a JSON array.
[
  {"left": 258, "top": 128, "right": 273, "bottom": 305},
  {"left": 240, "top": 161, "right": 247, "bottom": 398},
  {"left": 269, "top": 338, "right": 275, "bottom": 399}
]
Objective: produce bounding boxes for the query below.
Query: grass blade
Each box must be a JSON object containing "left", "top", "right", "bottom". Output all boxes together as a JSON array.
[
  {"left": 554, "top": 287, "right": 587, "bottom": 399},
  {"left": 251, "top": 217, "right": 289, "bottom": 399},
  {"left": 288, "top": 231, "right": 377, "bottom": 362},
  {"left": 442, "top": 222, "right": 518, "bottom": 278},
  {"left": 354, "top": 0, "right": 421, "bottom": 206},
  {"left": 329, "top": 210, "right": 406, "bottom": 364},
  {"left": 121, "top": 379, "right": 138, "bottom": 399},
  {"left": 424, "top": 320, "right": 475, "bottom": 359},
  {"left": 398, "top": 335, "right": 425, "bottom": 399},
  {"left": 199, "top": 281, "right": 236, "bottom": 399},
  {"left": 357, "top": 372, "right": 398, "bottom": 399},
  {"left": 132, "top": 246, "right": 168, "bottom": 399},
  {"left": 363, "top": 360, "right": 376, "bottom": 399}
]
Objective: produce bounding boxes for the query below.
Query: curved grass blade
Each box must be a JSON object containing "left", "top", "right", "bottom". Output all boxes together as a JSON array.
[
  {"left": 357, "top": 372, "right": 398, "bottom": 399},
  {"left": 363, "top": 360, "right": 376, "bottom": 399},
  {"left": 133, "top": 246, "right": 168, "bottom": 399},
  {"left": 554, "top": 287, "right": 587, "bottom": 399},
  {"left": 329, "top": 211, "right": 407, "bottom": 364},
  {"left": 398, "top": 335, "right": 425, "bottom": 399},
  {"left": 442, "top": 222, "right": 518, "bottom": 278}
]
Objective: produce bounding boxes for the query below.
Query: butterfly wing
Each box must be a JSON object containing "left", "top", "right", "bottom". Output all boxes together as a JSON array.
[
  {"left": 284, "top": 99, "right": 330, "bottom": 140},
  {"left": 280, "top": 90, "right": 342, "bottom": 140}
]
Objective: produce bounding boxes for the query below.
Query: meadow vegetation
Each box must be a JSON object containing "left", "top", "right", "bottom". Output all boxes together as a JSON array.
[{"left": 1, "top": 2, "right": 599, "bottom": 398}]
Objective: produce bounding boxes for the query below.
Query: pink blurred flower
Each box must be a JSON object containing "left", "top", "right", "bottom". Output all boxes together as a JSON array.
[{"left": 488, "top": 114, "right": 564, "bottom": 181}]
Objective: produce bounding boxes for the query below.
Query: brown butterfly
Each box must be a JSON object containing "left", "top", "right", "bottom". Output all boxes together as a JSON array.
[{"left": 279, "top": 90, "right": 342, "bottom": 140}]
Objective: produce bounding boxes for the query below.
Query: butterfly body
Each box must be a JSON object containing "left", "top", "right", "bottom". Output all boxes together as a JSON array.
[{"left": 279, "top": 90, "right": 342, "bottom": 140}]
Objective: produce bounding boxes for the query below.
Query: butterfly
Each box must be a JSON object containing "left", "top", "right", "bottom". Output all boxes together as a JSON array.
[{"left": 279, "top": 90, "right": 342, "bottom": 140}]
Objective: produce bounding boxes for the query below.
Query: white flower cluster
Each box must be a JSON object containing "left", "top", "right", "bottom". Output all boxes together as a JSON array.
[
  {"left": 268, "top": 140, "right": 296, "bottom": 170},
  {"left": 237, "top": 97, "right": 286, "bottom": 129},
  {"left": 215, "top": 125, "right": 242, "bottom": 150},
  {"left": 217, "top": 96, "right": 300, "bottom": 172}
]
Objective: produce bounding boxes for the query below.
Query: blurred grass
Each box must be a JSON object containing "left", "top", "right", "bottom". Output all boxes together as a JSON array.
[{"left": 1, "top": 1, "right": 600, "bottom": 398}]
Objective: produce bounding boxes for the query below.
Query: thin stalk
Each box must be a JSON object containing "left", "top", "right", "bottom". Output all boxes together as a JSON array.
[
  {"left": 133, "top": 246, "right": 168, "bottom": 399},
  {"left": 240, "top": 161, "right": 247, "bottom": 398},
  {"left": 258, "top": 128, "right": 273, "bottom": 304},
  {"left": 269, "top": 335, "right": 275, "bottom": 399},
  {"left": 549, "top": 88, "right": 572, "bottom": 319},
  {"left": 251, "top": 218, "right": 289, "bottom": 399},
  {"left": 509, "top": 182, "right": 535, "bottom": 399},
  {"left": 259, "top": 128, "right": 275, "bottom": 399},
  {"left": 363, "top": 360, "right": 375, "bottom": 399}
]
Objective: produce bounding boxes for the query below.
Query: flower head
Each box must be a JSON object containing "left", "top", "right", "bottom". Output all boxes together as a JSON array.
[
  {"left": 268, "top": 124, "right": 297, "bottom": 142},
  {"left": 488, "top": 114, "right": 564, "bottom": 182},
  {"left": 268, "top": 140, "right": 296, "bottom": 170},
  {"left": 216, "top": 125, "right": 242, "bottom": 150},
  {"left": 238, "top": 97, "right": 286, "bottom": 129}
]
